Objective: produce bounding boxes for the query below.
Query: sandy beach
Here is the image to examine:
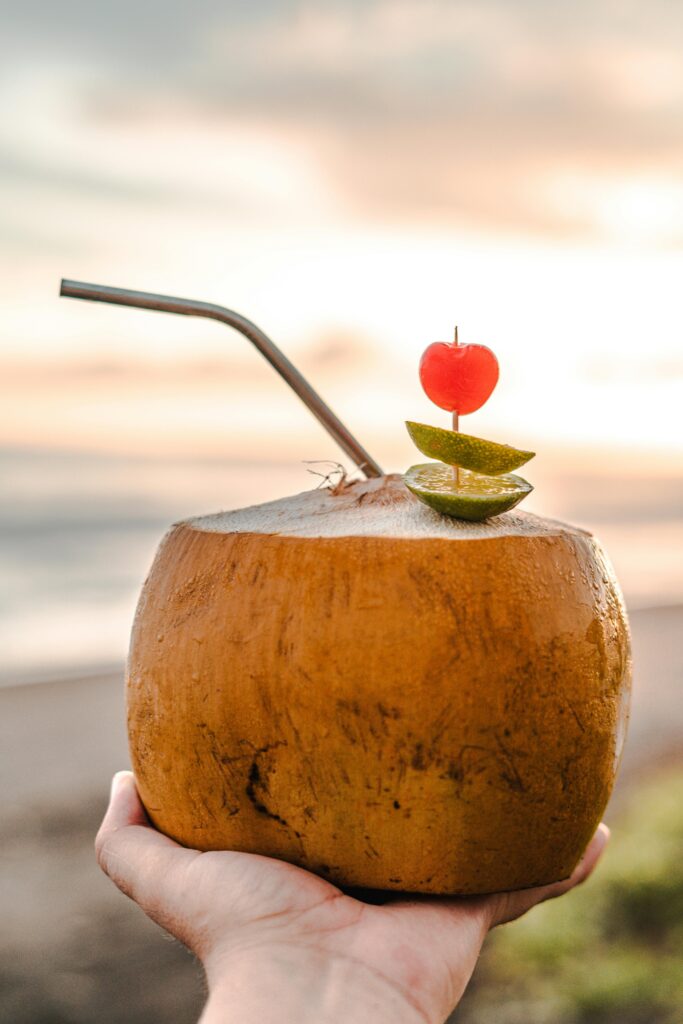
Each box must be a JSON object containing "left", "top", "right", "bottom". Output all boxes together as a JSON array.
[{"left": 1, "top": 604, "right": 681, "bottom": 1024}]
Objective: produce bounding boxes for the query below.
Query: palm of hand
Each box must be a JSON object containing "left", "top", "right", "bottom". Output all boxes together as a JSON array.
[
  {"left": 97, "top": 773, "right": 606, "bottom": 1024},
  {"left": 165, "top": 846, "right": 488, "bottom": 1019}
]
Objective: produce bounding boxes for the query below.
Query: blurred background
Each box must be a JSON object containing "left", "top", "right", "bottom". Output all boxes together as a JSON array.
[{"left": 1, "top": 1, "right": 681, "bottom": 1022}]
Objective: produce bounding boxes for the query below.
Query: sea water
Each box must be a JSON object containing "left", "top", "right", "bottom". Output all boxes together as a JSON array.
[{"left": 1, "top": 446, "right": 681, "bottom": 685}]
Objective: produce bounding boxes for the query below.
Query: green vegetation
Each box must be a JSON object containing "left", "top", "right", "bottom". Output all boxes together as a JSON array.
[{"left": 453, "top": 769, "right": 683, "bottom": 1023}]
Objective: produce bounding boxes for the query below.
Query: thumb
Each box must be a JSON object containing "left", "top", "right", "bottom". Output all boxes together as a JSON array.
[
  {"left": 95, "top": 771, "right": 200, "bottom": 928},
  {"left": 98, "top": 770, "right": 150, "bottom": 832}
]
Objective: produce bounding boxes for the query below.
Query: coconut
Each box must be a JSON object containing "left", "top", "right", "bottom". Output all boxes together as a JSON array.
[{"left": 127, "top": 473, "right": 631, "bottom": 895}]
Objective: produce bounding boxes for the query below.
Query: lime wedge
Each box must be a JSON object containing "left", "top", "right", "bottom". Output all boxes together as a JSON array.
[
  {"left": 404, "top": 463, "right": 533, "bottom": 521},
  {"left": 406, "top": 421, "right": 534, "bottom": 475}
]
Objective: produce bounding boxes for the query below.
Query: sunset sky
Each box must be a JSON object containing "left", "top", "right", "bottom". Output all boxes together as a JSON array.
[
  {"left": 1, "top": 0, "right": 682, "bottom": 677},
  {"left": 1, "top": 0, "right": 682, "bottom": 467}
]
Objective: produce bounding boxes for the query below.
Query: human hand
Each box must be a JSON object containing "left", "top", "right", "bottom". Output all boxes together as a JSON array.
[{"left": 96, "top": 771, "right": 608, "bottom": 1024}]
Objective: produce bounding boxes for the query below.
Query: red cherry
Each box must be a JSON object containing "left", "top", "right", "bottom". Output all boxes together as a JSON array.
[{"left": 419, "top": 342, "right": 499, "bottom": 415}]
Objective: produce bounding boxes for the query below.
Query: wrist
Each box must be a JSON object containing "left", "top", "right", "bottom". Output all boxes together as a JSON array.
[{"left": 200, "top": 945, "right": 431, "bottom": 1024}]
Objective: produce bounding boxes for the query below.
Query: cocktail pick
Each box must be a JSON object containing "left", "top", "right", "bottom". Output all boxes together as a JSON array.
[
  {"left": 405, "top": 326, "right": 534, "bottom": 520},
  {"left": 452, "top": 326, "right": 460, "bottom": 485},
  {"left": 59, "top": 279, "right": 383, "bottom": 479},
  {"left": 419, "top": 325, "right": 499, "bottom": 486},
  {"left": 452, "top": 325, "right": 460, "bottom": 434}
]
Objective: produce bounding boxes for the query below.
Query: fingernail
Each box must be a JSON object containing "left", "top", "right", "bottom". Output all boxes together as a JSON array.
[
  {"left": 596, "top": 823, "right": 610, "bottom": 847},
  {"left": 589, "top": 823, "right": 610, "bottom": 860},
  {"left": 578, "top": 823, "right": 609, "bottom": 866},
  {"left": 110, "top": 771, "right": 128, "bottom": 799}
]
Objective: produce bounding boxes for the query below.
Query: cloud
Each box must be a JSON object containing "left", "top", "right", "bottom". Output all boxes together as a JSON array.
[
  {"left": 191, "top": 0, "right": 683, "bottom": 234},
  {"left": 1, "top": 0, "right": 682, "bottom": 238}
]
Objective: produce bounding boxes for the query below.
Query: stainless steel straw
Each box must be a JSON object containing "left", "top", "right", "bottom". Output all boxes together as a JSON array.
[{"left": 60, "top": 279, "right": 383, "bottom": 478}]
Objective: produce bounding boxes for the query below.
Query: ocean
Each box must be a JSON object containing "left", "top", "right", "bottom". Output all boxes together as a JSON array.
[{"left": 2, "top": 446, "right": 682, "bottom": 685}]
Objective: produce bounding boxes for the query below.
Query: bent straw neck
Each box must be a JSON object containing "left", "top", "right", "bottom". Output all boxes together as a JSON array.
[{"left": 60, "top": 279, "right": 383, "bottom": 479}]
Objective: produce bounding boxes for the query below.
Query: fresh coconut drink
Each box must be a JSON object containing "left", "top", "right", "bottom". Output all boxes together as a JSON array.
[
  {"left": 127, "top": 476, "right": 630, "bottom": 894},
  {"left": 62, "top": 281, "right": 631, "bottom": 895}
]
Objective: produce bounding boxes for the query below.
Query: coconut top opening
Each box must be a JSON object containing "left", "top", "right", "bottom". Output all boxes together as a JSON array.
[{"left": 186, "top": 473, "right": 588, "bottom": 541}]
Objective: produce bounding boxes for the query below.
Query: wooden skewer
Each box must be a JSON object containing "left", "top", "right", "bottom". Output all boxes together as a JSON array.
[{"left": 452, "top": 325, "right": 460, "bottom": 487}]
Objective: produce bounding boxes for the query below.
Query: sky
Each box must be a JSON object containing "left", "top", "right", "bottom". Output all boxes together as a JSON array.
[
  {"left": 1, "top": 0, "right": 682, "bottom": 676},
  {"left": 1, "top": 0, "right": 682, "bottom": 468}
]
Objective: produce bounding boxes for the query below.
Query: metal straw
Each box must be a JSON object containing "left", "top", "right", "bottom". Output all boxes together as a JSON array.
[{"left": 60, "top": 279, "right": 383, "bottom": 478}]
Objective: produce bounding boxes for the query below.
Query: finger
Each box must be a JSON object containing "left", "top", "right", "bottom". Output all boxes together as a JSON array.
[
  {"left": 95, "top": 771, "right": 201, "bottom": 932},
  {"left": 488, "top": 823, "right": 610, "bottom": 927},
  {"left": 99, "top": 770, "right": 150, "bottom": 830}
]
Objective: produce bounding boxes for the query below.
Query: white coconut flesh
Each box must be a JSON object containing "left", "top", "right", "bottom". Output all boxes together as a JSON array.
[{"left": 187, "top": 473, "right": 587, "bottom": 541}]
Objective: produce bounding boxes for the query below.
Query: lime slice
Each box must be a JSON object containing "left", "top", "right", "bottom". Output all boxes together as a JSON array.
[
  {"left": 406, "top": 421, "right": 534, "bottom": 475},
  {"left": 404, "top": 463, "right": 533, "bottom": 521}
]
